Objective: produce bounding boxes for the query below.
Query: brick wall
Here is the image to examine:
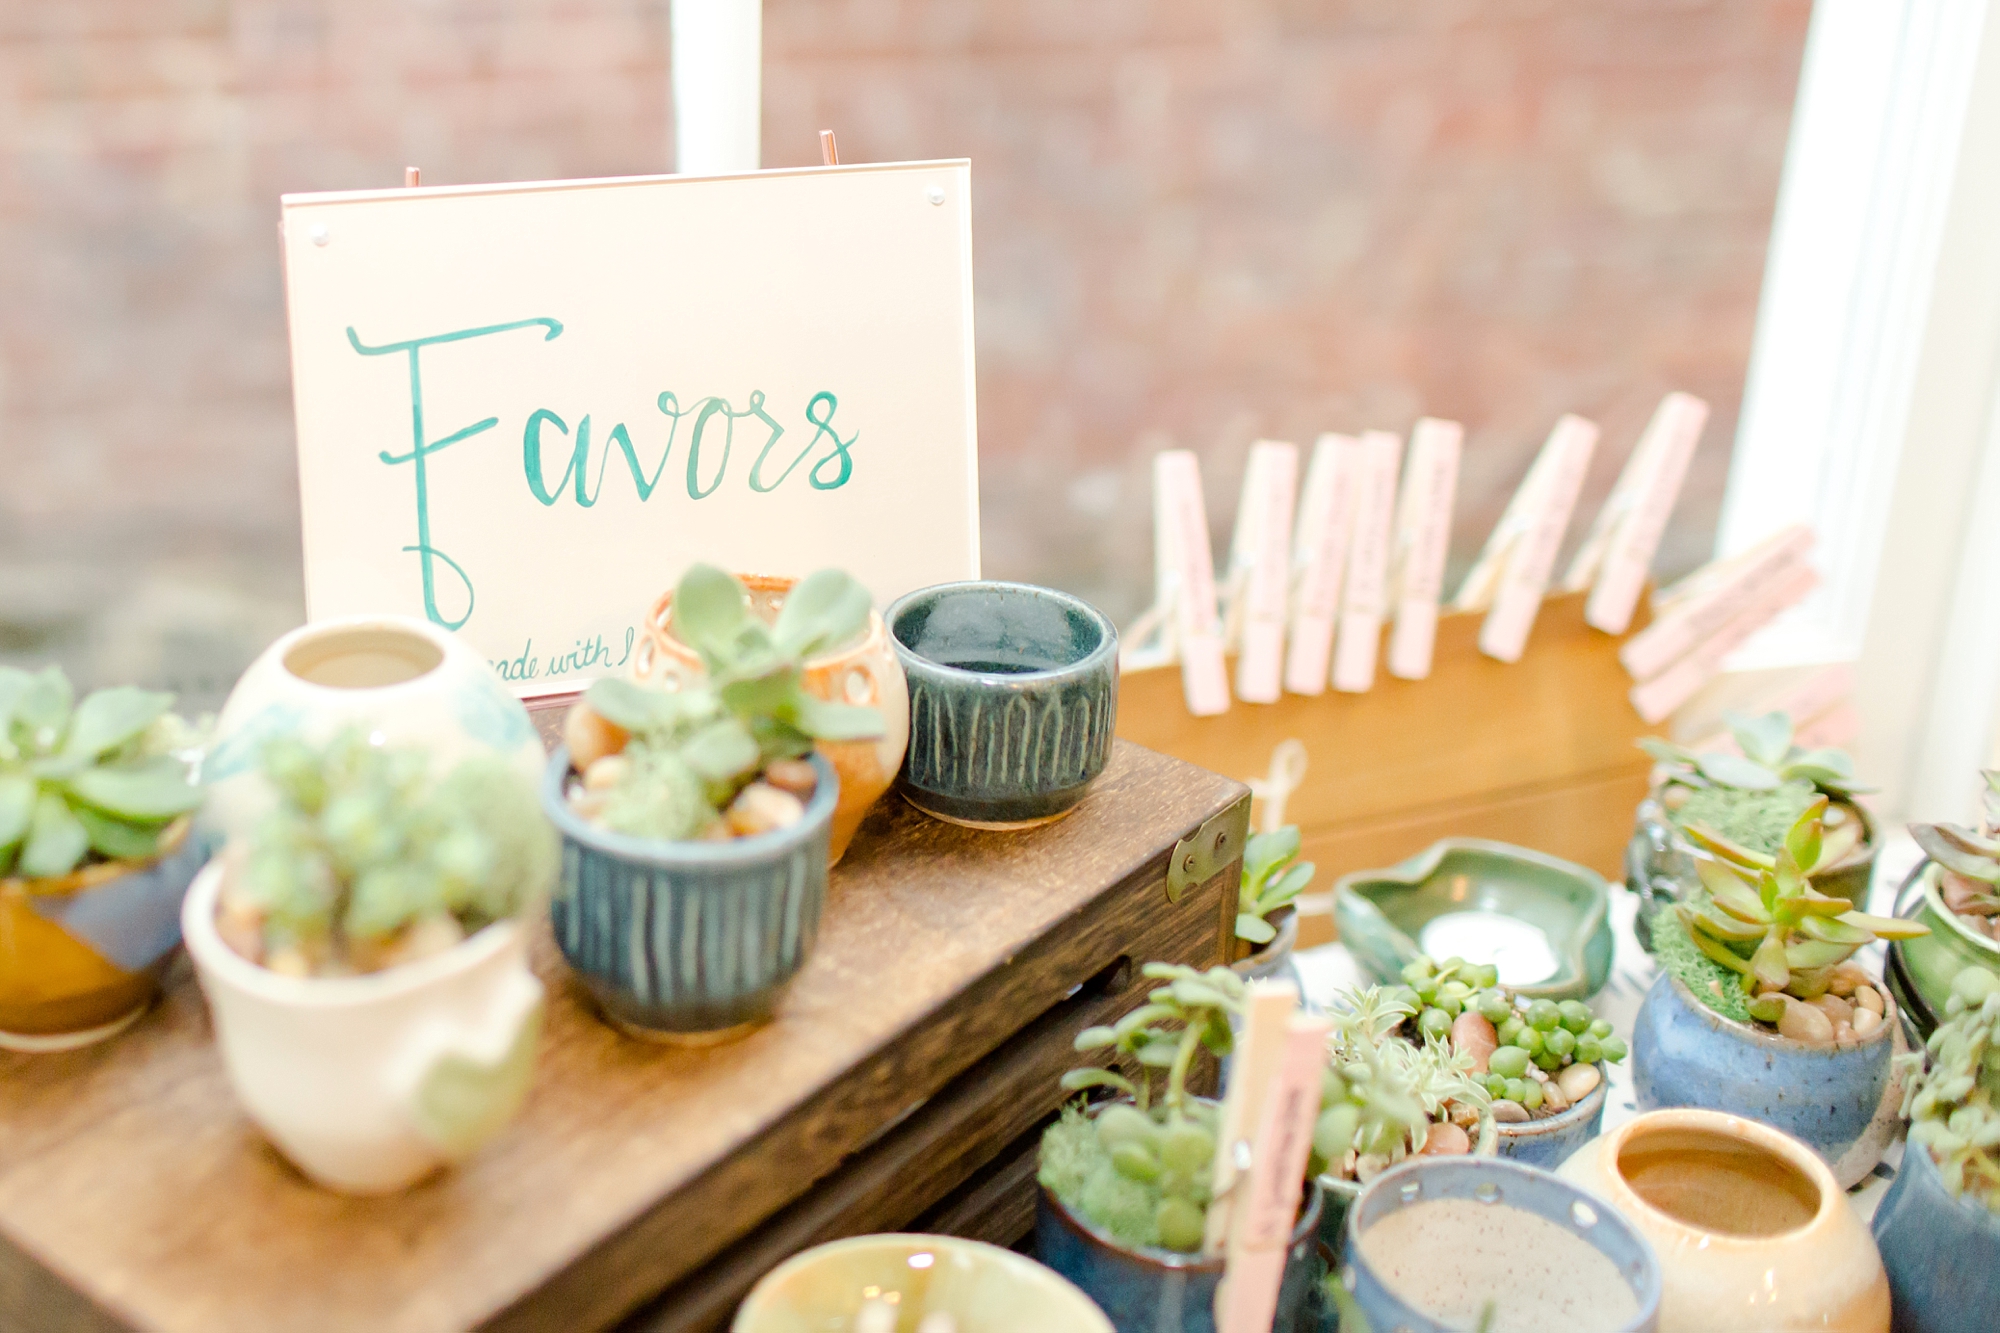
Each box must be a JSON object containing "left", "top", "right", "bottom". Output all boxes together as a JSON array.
[{"left": 0, "top": 0, "right": 1808, "bottom": 705}]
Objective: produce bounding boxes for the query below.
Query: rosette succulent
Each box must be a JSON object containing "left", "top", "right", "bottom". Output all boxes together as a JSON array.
[
  {"left": 1642, "top": 710, "right": 1873, "bottom": 861},
  {"left": 1901, "top": 965, "right": 2000, "bottom": 1207},
  {"left": 0, "top": 666, "right": 202, "bottom": 879}
]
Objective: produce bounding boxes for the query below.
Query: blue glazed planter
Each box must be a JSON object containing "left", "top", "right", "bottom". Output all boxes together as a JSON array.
[
  {"left": 886, "top": 581, "right": 1118, "bottom": 830},
  {"left": 1339, "top": 1157, "right": 1660, "bottom": 1333},
  {"left": 1873, "top": 1137, "right": 2000, "bottom": 1333},
  {"left": 1035, "top": 1180, "right": 1325, "bottom": 1333},
  {"left": 1631, "top": 971, "right": 1896, "bottom": 1188},
  {"left": 543, "top": 747, "right": 836, "bottom": 1041},
  {"left": 1496, "top": 1072, "right": 1607, "bottom": 1170}
]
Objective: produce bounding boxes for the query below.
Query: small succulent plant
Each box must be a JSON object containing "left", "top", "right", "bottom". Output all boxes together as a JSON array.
[
  {"left": 1902, "top": 965, "right": 2000, "bottom": 1208},
  {"left": 218, "top": 728, "right": 555, "bottom": 977},
  {"left": 1910, "top": 771, "right": 2000, "bottom": 935},
  {"left": 1237, "top": 825, "right": 1313, "bottom": 947},
  {"left": 1317, "top": 985, "right": 1492, "bottom": 1181},
  {"left": 563, "top": 566, "right": 883, "bottom": 843},
  {"left": 0, "top": 666, "right": 202, "bottom": 879},
  {"left": 1642, "top": 711, "right": 1873, "bottom": 862},
  {"left": 1670, "top": 798, "right": 1923, "bottom": 1036}
]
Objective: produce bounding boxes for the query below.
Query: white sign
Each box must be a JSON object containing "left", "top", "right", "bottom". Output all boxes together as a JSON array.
[{"left": 279, "top": 163, "right": 981, "bottom": 696}]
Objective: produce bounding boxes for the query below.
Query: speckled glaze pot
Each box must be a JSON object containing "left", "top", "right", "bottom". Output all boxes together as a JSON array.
[
  {"left": 631, "top": 573, "right": 908, "bottom": 865},
  {"left": 1560, "top": 1108, "right": 1889, "bottom": 1333},
  {"left": 886, "top": 581, "right": 1118, "bottom": 830},
  {"left": 1495, "top": 1069, "right": 1607, "bottom": 1169},
  {"left": 545, "top": 747, "right": 835, "bottom": 1043},
  {"left": 1871, "top": 1136, "right": 2000, "bottom": 1333},
  {"left": 0, "top": 819, "right": 211, "bottom": 1051},
  {"left": 1339, "top": 1156, "right": 1661, "bottom": 1333},
  {"left": 1035, "top": 1179, "right": 1325, "bottom": 1333},
  {"left": 1630, "top": 971, "right": 1901, "bottom": 1188}
]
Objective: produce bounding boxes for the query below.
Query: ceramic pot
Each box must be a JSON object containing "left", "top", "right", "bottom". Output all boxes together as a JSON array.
[
  {"left": 632, "top": 573, "right": 908, "bottom": 865},
  {"left": 546, "top": 747, "right": 835, "bottom": 1042},
  {"left": 182, "top": 860, "right": 543, "bottom": 1194},
  {"left": 1630, "top": 971, "right": 1901, "bottom": 1188},
  {"left": 1626, "top": 784, "right": 1877, "bottom": 949},
  {"left": 1313, "top": 1120, "right": 1504, "bottom": 1257},
  {"left": 0, "top": 819, "right": 211, "bottom": 1051},
  {"left": 734, "top": 1232, "right": 1114, "bottom": 1333},
  {"left": 1871, "top": 1135, "right": 2000, "bottom": 1333},
  {"left": 1333, "top": 839, "right": 1614, "bottom": 1001},
  {"left": 1231, "top": 906, "right": 1299, "bottom": 983},
  {"left": 1035, "top": 1178, "right": 1324, "bottom": 1333},
  {"left": 1495, "top": 1068, "right": 1607, "bottom": 1169},
  {"left": 1340, "top": 1155, "right": 1661, "bottom": 1333},
  {"left": 204, "top": 616, "right": 544, "bottom": 842},
  {"left": 1893, "top": 861, "right": 2000, "bottom": 1028},
  {"left": 886, "top": 581, "right": 1118, "bottom": 830},
  {"left": 1559, "top": 1108, "right": 1889, "bottom": 1332}
]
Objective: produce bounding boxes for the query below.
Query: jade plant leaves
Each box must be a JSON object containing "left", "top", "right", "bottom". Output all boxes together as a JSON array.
[
  {"left": 772, "top": 568, "right": 872, "bottom": 660},
  {"left": 1697, "top": 752, "right": 1781, "bottom": 791},
  {"left": 68, "top": 756, "right": 205, "bottom": 821},
  {"left": 62, "top": 686, "right": 172, "bottom": 760},
  {"left": 1726, "top": 710, "right": 1794, "bottom": 769},
  {"left": 19, "top": 792, "right": 90, "bottom": 880},
  {"left": 672, "top": 564, "right": 752, "bottom": 664}
]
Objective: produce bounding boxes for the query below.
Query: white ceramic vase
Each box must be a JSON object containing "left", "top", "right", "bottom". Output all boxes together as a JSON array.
[
  {"left": 182, "top": 861, "right": 544, "bottom": 1194},
  {"left": 203, "top": 615, "right": 544, "bottom": 842},
  {"left": 1559, "top": 1107, "right": 1890, "bottom": 1333}
]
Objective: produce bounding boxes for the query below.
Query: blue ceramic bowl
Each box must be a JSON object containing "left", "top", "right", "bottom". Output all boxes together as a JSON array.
[
  {"left": 1339, "top": 1156, "right": 1660, "bottom": 1333},
  {"left": 1872, "top": 1136, "right": 2000, "bottom": 1333},
  {"left": 543, "top": 747, "right": 836, "bottom": 1041},
  {"left": 1630, "top": 972, "right": 1897, "bottom": 1188},
  {"left": 1035, "top": 1179, "right": 1325, "bottom": 1333},
  {"left": 1496, "top": 1072, "right": 1607, "bottom": 1170},
  {"left": 886, "top": 581, "right": 1118, "bottom": 830}
]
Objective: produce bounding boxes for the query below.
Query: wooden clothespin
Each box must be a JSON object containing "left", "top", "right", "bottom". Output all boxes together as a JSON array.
[
  {"left": 404, "top": 166, "right": 421, "bottom": 188},
  {"left": 819, "top": 130, "right": 840, "bottom": 166},
  {"left": 1561, "top": 392, "right": 1709, "bottom": 635},
  {"left": 1331, "top": 430, "right": 1404, "bottom": 692},
  {"left": 1454, "top": 415, "right": 1600, "bottom": 664},
  {"left": 1224, "top": 441, "right": 1300, "bottom": 704},
  {"left": 1283, "top": 434, "right": 1361, "bottom": 695},
  {"left": 1384, "top": 417, "right": 1464, "bottom": 681}
]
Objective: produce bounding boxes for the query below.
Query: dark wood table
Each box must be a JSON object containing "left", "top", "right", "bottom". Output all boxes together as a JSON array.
[{"left": 0, "top": 741, "right": 1247, "bottom": 1333}]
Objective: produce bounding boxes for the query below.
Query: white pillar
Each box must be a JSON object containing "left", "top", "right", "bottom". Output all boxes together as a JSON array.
[{"left": 671, "top": 0, "right": 762, "bottom": 174}]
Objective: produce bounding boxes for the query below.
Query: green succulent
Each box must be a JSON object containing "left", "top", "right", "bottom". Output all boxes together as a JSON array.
[
  {"left": 1641, "top": 709, "right": 1876, "bottom": 800},
  {"left": 1237, "top": 825, "right": 1313, "bottom": 945},
  {"left": 0, "top": 666, "right": 202, "bottom": 879},
  {"left": 1902, "top": 966, "right": 2000, "bottom": 1208},
  {"left": 240, "top": 728, "right": 554, "bottom": 972},
  {"left": 1910, "top": 770, "right": 2000, "bottom": 922},
  {"left": 1673, "top": 796, "right": 1925, "bottom": 1019},
  {"left": 577, "top": 565, "right": 883, "bottom": 841},
  {"left": 1395, "top": 955, "right": 1626, "bottom": 1112},
  {"left": 1318, "top": 984, "right": 1492, "bottom": 1179}
]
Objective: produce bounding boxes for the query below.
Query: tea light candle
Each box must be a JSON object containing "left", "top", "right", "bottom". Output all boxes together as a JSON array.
[{"left": 1418, "top": 911, "right": 1560, "bottom": 986}]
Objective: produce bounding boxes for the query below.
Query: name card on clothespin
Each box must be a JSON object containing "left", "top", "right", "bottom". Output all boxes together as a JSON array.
[
  {"left": 1629, "top": 560, "right": 1819, "bottom": 724},
  {"left": 1477, "top": 414, "right": 1599, "bottom": 664},
  {"left": 1332, "top": 431, "right": 1404, "bottom": 692},
  {"left": 1156, "top": 450, "right": 1232, "bottom": 716},
  {"left": 1283, "top": 434, "right": 1361, "bottom": 696},
  {"left": 1385, "top": 417, "right": 1463, "bottom": 681},
  {"left": 1227, "top": 441, "right": 1301, "bottom": 704},
  {"left": 1561, "top": 392, "right": 1709, "bottom": 635},
  {"left": 1215, "top": 1010, "right": 1333, "bottom": 1333},
  {"left": 1203, "top": 981, "right": 1299, "bottom": 1258},
  {"left": 1620, "top": 524, "right": 1815, "bottom": 681}
]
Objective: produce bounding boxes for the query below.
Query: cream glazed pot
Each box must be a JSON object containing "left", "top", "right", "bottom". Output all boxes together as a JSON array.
[
  {"left": 202, "top": 616, "right": 544, "bottom": 842},
  {"left": 182, "top": 861, "right": 544, "bottom": 1194},
  {"left": 1559, "top": 1108, "right": 1889, "bottom": 1333}
]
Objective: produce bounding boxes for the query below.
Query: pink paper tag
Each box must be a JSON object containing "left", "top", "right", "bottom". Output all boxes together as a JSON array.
[
  {"left": 1621, "top": 525, "right": 1815, "bottom": 681},
  {"left": 1283, "top": 435, "right": 1360, "bottom": 696},
  {"left": 1234, "top": 441, "right": 1300, "bottom": 704},
  {"left": 1581, "top": 392, "right": 1708, "bottom": 635},
  {"left": 1386, "top": 418, "right": 1463, "bottom": 680},
  {"left": 1630, "top": 560, "right": 1819, "bottom": 723},
  {"left": 1479, "top": 415, "right": 1599, "bottom": 663},
  {"left": 1157, "top": 450, "right": 1231, "bottom": 716},
  {"left": 1333, "top": 431, "right": 1403, "bottom": 692}
]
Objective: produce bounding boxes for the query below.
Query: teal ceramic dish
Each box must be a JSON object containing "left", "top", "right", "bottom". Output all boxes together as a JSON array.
[
  {"left": 1333, "top": 839, "right": 1614, "bottom": 1002},
  {"left": 886, "top": 581, "right": 1118, "bottom": 830},
  {"left": 735, "top": 1233, "right": 1113, "bottom": 1333}
]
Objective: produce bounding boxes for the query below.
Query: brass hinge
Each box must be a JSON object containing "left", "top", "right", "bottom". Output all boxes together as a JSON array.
[{"left": 1166, "top": 792, "right": 1251, "bottom": 903}]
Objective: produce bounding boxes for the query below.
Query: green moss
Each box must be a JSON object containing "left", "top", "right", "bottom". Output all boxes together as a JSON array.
[
  {"left": 1650, "top": 903, "right": 1752, "bottom": 1023},
  {"left": 1038, "top": 1105, "right": 1161, "bottom": 1249},
  {"left": 1672, "top": 782, "right": 1814, "bottom": 854}
]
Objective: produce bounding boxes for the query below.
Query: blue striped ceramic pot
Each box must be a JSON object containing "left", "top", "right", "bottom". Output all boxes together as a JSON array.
[
  {"left": 543, "top": 747, "right": 835, "bottom": 1042},
  {"left": 1035, "top": 1178, "right": 1326, "bottom": 1333},
  {"left": 886, "top": 581, "right": 1118, "bottom": 830},
  {"left": 1631, "top": 971, "right": 1897, "bottom": 1188},
  {"left": 1872, "top": 1135, "right": 2000, "bottom": 1333},
  {"left": 1495, "top": 1071, "right": 1608, "bottom": 1169}
]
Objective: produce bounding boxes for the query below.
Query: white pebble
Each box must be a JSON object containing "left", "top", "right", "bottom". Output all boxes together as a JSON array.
[{"left": 1557, "top": 1062, "right": 1601, "bottom": 1103}]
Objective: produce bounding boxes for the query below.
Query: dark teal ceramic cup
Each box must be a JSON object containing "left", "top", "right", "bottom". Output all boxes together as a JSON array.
[{"left": 885, "top": 581, "right": 1118, "bottom": 830}]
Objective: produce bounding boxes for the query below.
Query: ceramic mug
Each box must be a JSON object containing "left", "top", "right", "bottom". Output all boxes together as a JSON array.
[{"left": 885, "top": 581, "right": 1118, "bottom": 830}]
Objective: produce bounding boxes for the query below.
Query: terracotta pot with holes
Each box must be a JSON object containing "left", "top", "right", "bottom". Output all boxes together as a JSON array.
[{"left": 631, "top": 574, "right": 908, "bottom": 865}]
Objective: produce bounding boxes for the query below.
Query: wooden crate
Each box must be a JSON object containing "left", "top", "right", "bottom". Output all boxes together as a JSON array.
[
  {"left": 1116, "top": 594, "right": 1659, "bottom": 944},
  {"left": 0, "top": 742, "right": 1248, "bottom": 1333}
]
